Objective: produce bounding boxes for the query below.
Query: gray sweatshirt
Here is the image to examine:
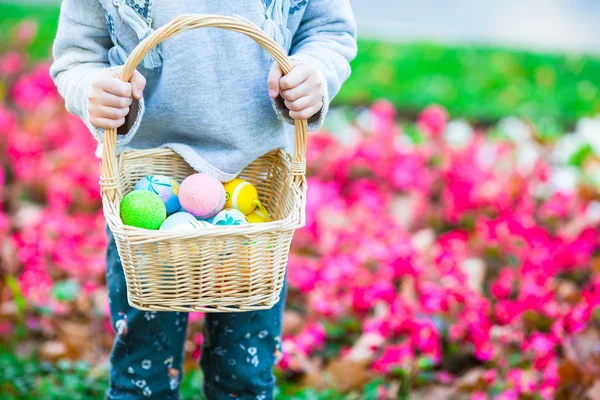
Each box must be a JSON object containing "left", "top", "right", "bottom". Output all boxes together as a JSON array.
[{"left": 50, "top": 0, "right": 357, "bottom": 181}]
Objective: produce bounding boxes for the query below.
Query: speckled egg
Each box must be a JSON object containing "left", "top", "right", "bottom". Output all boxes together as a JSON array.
[
  {"left": 120, "top": 190, "right": 166, "bottom": 230},
  {"left": 179, "top": 173, "right": 226, "bottom": 219}
]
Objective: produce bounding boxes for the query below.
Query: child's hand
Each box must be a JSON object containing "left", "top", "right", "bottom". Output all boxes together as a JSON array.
[
  {"left": 268, "top": 61, "right": 323, "bottom": 121},
  {"left": 88, "top": 68, "right": 146, "bottom": 130}
]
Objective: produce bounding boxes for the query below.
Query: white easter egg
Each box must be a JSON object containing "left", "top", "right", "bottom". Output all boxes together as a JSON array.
[{"left": 211, "top": 209, "right": 248, "bottom": 226}]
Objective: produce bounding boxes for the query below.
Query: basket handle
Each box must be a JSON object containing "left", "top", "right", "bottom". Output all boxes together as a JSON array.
[{"left": 100, "top": 14, "right": 308, "bottom": 201}]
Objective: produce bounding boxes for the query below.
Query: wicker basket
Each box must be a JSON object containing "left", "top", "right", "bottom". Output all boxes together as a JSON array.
[{"left": 100, "top": 15, "right": 307, "bottom": 313}]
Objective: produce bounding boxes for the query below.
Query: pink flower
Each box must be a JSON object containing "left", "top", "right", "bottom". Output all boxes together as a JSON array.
[
  {"left": 15, "top": 20, "right": 38, "bottom": 44},
  {"left": 410, "top": 319, "right": 442, "bottom": 363},
  {"left": 491, "top": 267, "right": 515, "bottom": 299},
  {"left": 11, "top": 64, "right": 58, "bottom": 111},
  {"left": 523, "top": 333, "right": 557, "bottom": 370},
  {"left": 496, "top": 389, "right": 519, "bottom": 400},
  {"left": 371, "top": 340, "right": 414, "bottom": 374},
  {"left": 18, "top": 265, "right": 53, "bottom": 307},
  {"left": 294, "top": 322, "right": 327, "bottom": 354},
  {"left": 0, "top": 106, "right": 17, "bottom": 135},
  {"left": 539, "top": 359, "right": 559, "bottom": 398},
  {"left": 191, "top": 333, "right": 204, "bottom": 360},
  {"left": 417, "top": 105, "right": 448, "bottom": 136},
  {"left": 0, "top": 322, "right": 13, "bottom": 336},
  {"left": 371, "top": 100, "right": 400, "bottom": 151},
  {"left": 538, "top": 192, "right": 577, "bottom": 220},
  {"left": 287, "top": 254, "right": 320, "bottom": 293},
  {"left": 389, "top": 152, "right": 433, "bottom": 193},
  {"left": 0, "top": 52, "right": 24, "bottom": 76},
  {"left": 483, "top": 369, "right": 497, "bottom": 384}
]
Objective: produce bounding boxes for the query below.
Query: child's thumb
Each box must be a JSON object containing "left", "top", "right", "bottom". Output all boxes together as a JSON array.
[
  {"left": 130, "top": 70, "right": 147, "bottom": 100},
  {"left": 267, "top": 63, "right": 282, "bottom": 99}
]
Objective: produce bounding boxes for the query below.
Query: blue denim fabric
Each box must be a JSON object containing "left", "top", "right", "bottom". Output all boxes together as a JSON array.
[{"left": 105, "top": 228, "right": 286, "bottom": 399}]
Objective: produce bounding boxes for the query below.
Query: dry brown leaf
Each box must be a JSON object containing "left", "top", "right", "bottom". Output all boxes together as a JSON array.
[
  {"left": 591, "top": 257, "right": 600, "bottom": 274},
  {"left": 410, "top": 386, "right": 456, "bottom": 400},
  {"left": 455, "top": 367, "right": 486, "bottom": 391},
  {"left": 75, "top": 293, "right": 93, "bottom": 315},
  {"left": 300, "top": 358, "right": 327, "bottom": 390},
  {"left": 301, "top": 370, "right": 328, "bottom": 391},
  {"left": 587, "top": 381, "right": 600, "bottom": 400},
  {"left": 346, "top": 332, "right": 385, "bottom": 362},
  {"left": 325, "top": 358, "right": 372, "bottom": 393},
  {"left": 39, "top": 340, "right": 68, "bottom": 362},
  {"left": 282, "top": 310, "right": 305, "bottom": 336},
  {"left": 54, "top": 319, "right": 92, "bottom": 358},
  {"left": 570, "top": 329, "right": 600, "bottom": 365},
  {"left": 555, "top": 279, "right": 581, "bottom": 305},
  {"left": 0, "top": 301, "right": 16, "bottom": 319},
  {"left": 558, "top": 360, "right": 584, "bottom": 387},
  {"left": 1, "top": 239, "right": 18, "bottom": 275}
]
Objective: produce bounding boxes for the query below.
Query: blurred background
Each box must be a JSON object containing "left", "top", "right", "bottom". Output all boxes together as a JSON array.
[{"left": 1, "top": 0, "right": 599, "bottom": 399}]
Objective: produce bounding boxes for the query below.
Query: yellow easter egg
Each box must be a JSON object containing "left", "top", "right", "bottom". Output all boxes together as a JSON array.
[
  {"left": 246, "top": 209, "right": 271, "bottom": 223},
  {"left": 223, "top": 178, "right": 259, "bottom": 215}
]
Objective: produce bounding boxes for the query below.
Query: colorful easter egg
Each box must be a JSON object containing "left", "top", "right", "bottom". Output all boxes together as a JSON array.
[
  {"left": 246, "top": 209, "right": 271, "bottom": 223},
  {"left": 211, "top": 209, "right": 248, "bottom": 226},
  {"left": 179, "top": 173, "right": 226, "bottom": 219},
  {"left": 120, "top": 190, "right": 166, "bottom": 230},
  {"left": 159, "top": 211, "right": 197, "bottom": 230},
  {"left": 223, "top": 178, "right": 261, "bottom": 215},
  {"left": 199, "top": 216, "right": 215, "bottom": 224},
  {"left": 178, "top": 220, "right": 214, "bottom": 231},
  {"left": 134, "top": 175, "right": 181, "bottom": 214}
]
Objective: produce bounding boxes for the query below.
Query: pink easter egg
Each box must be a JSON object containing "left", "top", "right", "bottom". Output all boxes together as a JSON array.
[{"left": 179, "top": 173, "right": 226, "bottom": 219}]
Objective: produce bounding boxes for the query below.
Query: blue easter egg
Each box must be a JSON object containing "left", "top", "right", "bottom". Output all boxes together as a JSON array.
[
  {"left": 211, "top": 209, "right": 248, "bottom": 226},
  {"left": 159, "top": 211, "right": 197, "bottom": 230},
  {"left": 134, "top": 175, "right": 181, "bottom": 214}
]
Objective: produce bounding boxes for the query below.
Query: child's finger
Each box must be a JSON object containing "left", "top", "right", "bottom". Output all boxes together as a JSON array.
[
  {"left": 267, "top": 63, "right": 282, "bottom": 98},
  {"left": 289, "top": 104, "right": 321, "bottom": 121},
  {"left": 280, "top": 65, "right": 309, "bottom": 90},
  {"left": 95, "top": 105, "right": 130, "bottom": 120},
  {"left": 284, "top": 95, "right": 314, "bottom": 112},
  {"left": 100, "top": 92, "right": 133, "bottom": 109},
  {"left": 89, "top": 116, "right": 126, "bottom": 130},
  {"left": 130, "top": 70, "right": 147, "bottom": 100},
  {"left": 101, "top": 78, "right": 132, "bottom": 98},
  {"left": 281, "top": 83, "right": 311, "bottom": 102}
]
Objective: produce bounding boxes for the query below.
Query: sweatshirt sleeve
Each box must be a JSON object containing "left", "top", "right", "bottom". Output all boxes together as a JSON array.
[
  {"left": 49, "top": 0, "right": 143, "bottom": 145},
  {"left": 274, "top": 0, "right": 358, "bottom": 131}
]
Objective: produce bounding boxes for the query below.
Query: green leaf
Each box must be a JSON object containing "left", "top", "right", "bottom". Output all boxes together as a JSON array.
[
  {"left": 417, "top": 356, "right": 435, "bottom": 370},
  {"left": 403, "top": 125, "right": 425, "bottom": 145},
  {"left": 567, "top": 143, "right": 593, "bottom": 168},
  {"left": 5, "top": 276, "right": 26, "bottom": 316},
  {"left": 53, "top": 280, "right": 80, "bottom": 302}
]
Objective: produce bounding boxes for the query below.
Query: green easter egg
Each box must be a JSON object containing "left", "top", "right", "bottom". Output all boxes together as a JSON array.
[{"left": 120, "top": 190, "right": 167, "bottom": 230}]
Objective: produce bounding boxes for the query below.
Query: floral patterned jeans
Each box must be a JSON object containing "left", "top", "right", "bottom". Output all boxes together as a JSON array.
[{"left": 105, "top": 229, "right": 285, "bottom": 400}]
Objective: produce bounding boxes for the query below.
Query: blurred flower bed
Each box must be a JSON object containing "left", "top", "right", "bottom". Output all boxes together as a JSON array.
[{"left": 2, "top": 21, "right": 600, "bottom": 400}]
